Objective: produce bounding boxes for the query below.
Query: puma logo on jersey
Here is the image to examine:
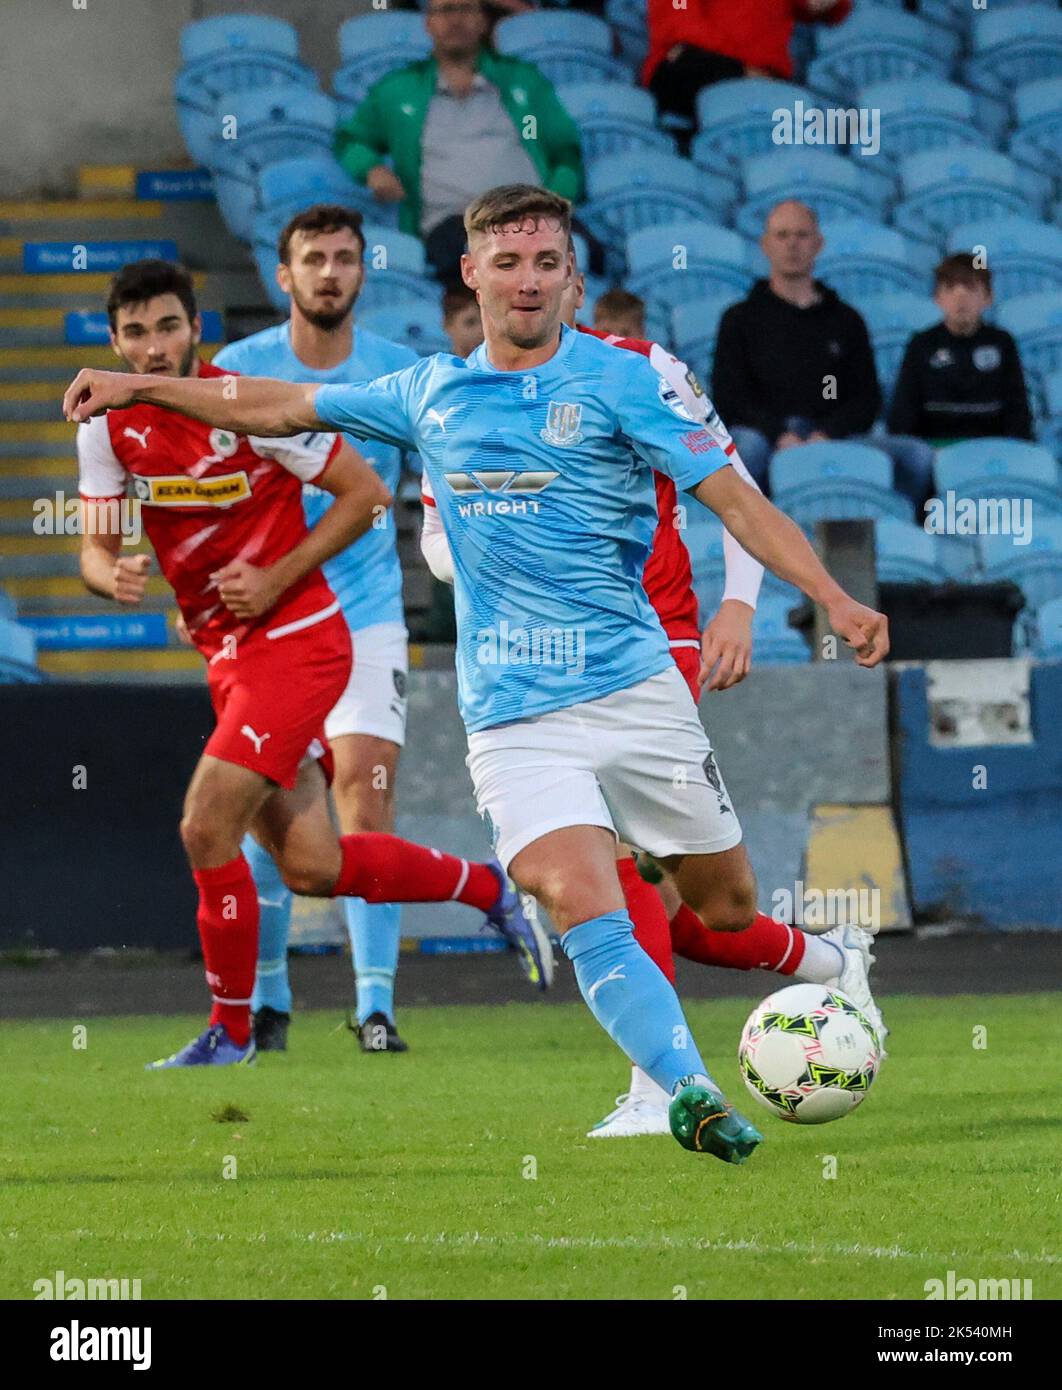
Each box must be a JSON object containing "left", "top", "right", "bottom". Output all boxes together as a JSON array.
[
  {"left": 427, "top": 407, "right": 457, "bottom": 433},
  {"left": 123, "top": 426, "right": 152, "bottom": 449},
  {"left": 587, "top": 964, "right": 626, "bottom": 1002},
  {"left": 240, "top": 724, "right": 271, "bottom": 754}
]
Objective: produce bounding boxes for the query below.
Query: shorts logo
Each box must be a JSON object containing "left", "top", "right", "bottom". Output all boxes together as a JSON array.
[
  {"left": 240, "top": 724, "right": 271, "bottom": 755},
  {"left": 702, "top": 749, "right": 732, "bottom": 815},
  {"left": 392, "top": 668, "right": 407, "bottom": 699},
  {"left": 540, "top": 401, "right": 584, "bottom": 447},
  {"left": 129, "top": 471, "right": 251, "bottom": 508},
  {"left": 480, "top": 807, "right": 500, "bottom": 851}
]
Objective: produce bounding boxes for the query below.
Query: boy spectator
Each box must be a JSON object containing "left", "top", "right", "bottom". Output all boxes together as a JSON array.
[
  {"left": 887, "top": 253, "right": 1033, "bottom": 445},
  {"left": 592, "top": 288, "right": 646, "bottom": 340},
  {"left": 442, "top": 281, "right": 485, "bottom": 359}
]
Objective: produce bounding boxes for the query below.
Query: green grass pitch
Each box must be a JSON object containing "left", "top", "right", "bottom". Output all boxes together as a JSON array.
[{"left": 3, "top": 993, "right": 1058, "bottom": 1300}]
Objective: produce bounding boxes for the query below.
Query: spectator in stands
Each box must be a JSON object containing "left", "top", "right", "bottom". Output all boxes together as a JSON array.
[
  {"left": 713, "top": 200, "right": 935, "bottom": 507},
  {"left": 643, "top": 0, "right": 852, "bottom": 145},
  {"left": 887, "top": 253, "right": 1033, "bottom": 446},
  {"left": 442, "top": 280, "right": 485, "bottom": 358},
  {"left": 593, "top": 287, "right": 646, "bottom": 340},
  {"left": 334, "top": 0, "right": 583, "bottom": 280}
]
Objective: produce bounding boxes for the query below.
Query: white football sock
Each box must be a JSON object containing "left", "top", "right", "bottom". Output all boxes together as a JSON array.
[{"left": 793, "top": 934, "right": 846, "bottom": 984}]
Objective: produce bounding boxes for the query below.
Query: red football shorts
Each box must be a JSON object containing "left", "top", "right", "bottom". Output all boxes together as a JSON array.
[
  {"left": 670, "top": 641, "right": 703, "bottom": 703},
  {"left": 204, "top": 607, "right": 352, "bottom": 790}
]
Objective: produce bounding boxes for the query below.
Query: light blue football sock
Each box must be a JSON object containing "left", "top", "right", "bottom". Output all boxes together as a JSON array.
[
  {"left": 561, "top": 910, "right": 718, "bottom": 1098},
  {"left": 243, "top": 834, "right": 294, "bottom": 1015},
  {"left": 344, "top": 898, "right": 401, "bottom": 1025}
]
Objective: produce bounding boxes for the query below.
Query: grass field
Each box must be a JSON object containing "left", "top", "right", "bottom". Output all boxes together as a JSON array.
[{"left": 3, "top": 993, "right": 1059, "bottom": 1301}]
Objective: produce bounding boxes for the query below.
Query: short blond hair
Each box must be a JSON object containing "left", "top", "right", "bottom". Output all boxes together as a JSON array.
[{"left": 463, "top": 184, "right": 572, "bottom": 243}]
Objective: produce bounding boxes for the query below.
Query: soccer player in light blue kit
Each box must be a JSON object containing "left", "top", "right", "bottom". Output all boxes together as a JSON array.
[{"left": 66, "top": 186, "right": 890, "bottom": 1163}]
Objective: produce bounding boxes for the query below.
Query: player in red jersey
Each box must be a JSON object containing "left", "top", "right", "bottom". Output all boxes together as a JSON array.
[
  {"left": 74, "top": 259, "right": 551, "bottom": 1068},
  {"left": 421, "top": 265, "right": 885, "bottom": 1135}
]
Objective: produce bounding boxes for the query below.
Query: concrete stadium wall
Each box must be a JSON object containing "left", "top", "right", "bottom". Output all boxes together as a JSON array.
[{"left": 0, "top": 0, "right": 379, "bottom": 198}]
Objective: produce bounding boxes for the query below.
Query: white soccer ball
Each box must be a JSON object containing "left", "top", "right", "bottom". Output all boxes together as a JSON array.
[{"left": 737, "top": 982, "right": 881, "bottom": 1125}]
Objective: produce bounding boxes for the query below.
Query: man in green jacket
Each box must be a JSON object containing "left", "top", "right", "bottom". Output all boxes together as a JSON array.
[{"left": 334, "top": 0, "right": 584, "bottom": 279}]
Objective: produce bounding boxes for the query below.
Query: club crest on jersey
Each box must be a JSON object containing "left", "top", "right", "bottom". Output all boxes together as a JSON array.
[
  {"left": 209, "top": 428, "right": 240, "bottom": 459},
  {"left": 540, "top": 400, "right": 584, "bottom": 447}
]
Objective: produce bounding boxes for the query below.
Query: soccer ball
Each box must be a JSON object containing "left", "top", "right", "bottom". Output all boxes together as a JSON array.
[{"left": 738, "top": 983, "right": 882, "bottom": 1125}]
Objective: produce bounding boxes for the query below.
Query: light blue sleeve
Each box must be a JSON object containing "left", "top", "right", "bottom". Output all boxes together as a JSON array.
[
  {"left": 612, "top": 351, "right": 731, "bottom": 493},
  {"left": 315, "top": 368, "right": 417, "bottom": 451},
  {"left": 210, "top": 341, "right": 248, "bottom": 373}
]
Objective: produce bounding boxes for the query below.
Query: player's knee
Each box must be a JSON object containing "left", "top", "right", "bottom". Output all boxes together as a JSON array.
[
  {"left": 700, "top": 881, "right": 758, "bottom": 934},
  {"left": 180, "top": 810, "right": 228, "bottom": 866},
  {"left": 276, "top": 852, "right": 332, "bottom": 898}
]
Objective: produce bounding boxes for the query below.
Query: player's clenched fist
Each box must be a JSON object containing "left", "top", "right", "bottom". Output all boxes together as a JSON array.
[
  {"left": 211, "top": 559, "right": 281, "bottom": 619},
  {"left": 826, "top": 595, "right": 890, "bottom": 667},
  {"left": 63, "top": 369, "right": 140, "bottom": 424},
  {"left": 113, "top": 553, "right": 151, "bottom": 606}
]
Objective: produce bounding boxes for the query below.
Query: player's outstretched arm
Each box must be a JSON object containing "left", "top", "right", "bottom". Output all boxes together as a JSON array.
[
  {"left": 693, "top": 466, "right": 890, "bottom": 667},
  {"left": 63, "top": 369, "right": 323, "bottom": 438}
]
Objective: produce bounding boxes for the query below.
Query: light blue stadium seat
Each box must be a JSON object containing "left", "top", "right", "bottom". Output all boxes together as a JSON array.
[
  {"left": 806, "top": 8, "right": 955, "bottom": 101},
  {"left": 180, "top": 15, "right": 299, "bottom": 63},
  {"left": 1038, "top": 367, "right": 1062, "bottom": 455},
  {"left": 770, "top": 442, "right": 913, "bottom": 525},
  {"left": 816, "top": 218, "right": 936, "bottom": 299},
  {"left": 494, "top": 12, "right": 630, "bottom": 85},
  {"left": 0, "top": 615, "right": 39, "bottom": 683},
  {"left": 934, "top": 438, "right": 1062, "bottom": 517},
  {"left": 859, "top": 79, "right": 989, "bottom": 169},
  {"left": 359, "top": 302, "right": 449, "bottom": 357},
  {"left": 980, "top": 516, "right": 1062, "bottom": 615},
  {"left": 892, "top": 149, "right": 1037, "bottom": 245},
  {"left": 671, "top": 291, "right": 742, "bottom": 383},
  {"left": 692, "top": 79, "right": 816, "bottom": 167},
  {"left": 625, "top": 221, "right": 753, "bottom": 312},
  {"left": 605, "top": 0, "right": 649, "bottom": 71},
  {"left": 584, "top": 154, "right": 734, "bottom": 255},
  {"left": 996, "top": 292, "right": 1062, "bottom": 384},
  {"left": 1034, "top": 594, "right": 1062, "bottom": 657},
  {"left": 856, "top": 291, "right": 938, "bottom": 386},
  {"left": 751, "top": 593, "right": 812, "bottom": 665},
  {"left": 735, "top": 149, "right": 885, "bottom": 240},
  {"left": 208, "top": 88, "right": 339, "bottom": 241},
  {"left": 175, "top": 48, "right": 317, "bottom": 168},
  {"left": 556, "top": 83, "right": 673, "bottom": 163},
  {"left": 947, "top": 216, "right": 1062, "bottom": 301},
  {"left": 873, "top": 519, "right": 948, "bottom": 584},
  {"left": 333, "top": 13, "right": 432, "bottom": 116},
  {"left": 966, "top": 5, "right": 1062, "bottom": 95},
  {"left": 1011, "top": 76, "right": 1062, "bottom": 177},
  {"left": 257, "top": 155, "right": 375, "bottom": 218}
]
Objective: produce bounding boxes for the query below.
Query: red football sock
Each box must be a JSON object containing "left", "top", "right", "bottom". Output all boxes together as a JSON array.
[
  {"left": 669, "top": 903, "right": 806, "bottom": 975},
  {"left": 194, "top": 855, "right": 259, "bottom": 1048},
  {"left": 335, "top": 832, "right": 500, "bottom": 911},
  {"left": 616, "top": 856, "right": 675, "bottom": 983}
]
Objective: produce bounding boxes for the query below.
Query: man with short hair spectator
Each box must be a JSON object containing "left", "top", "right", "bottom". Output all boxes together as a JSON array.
[
  {"left": 442, "top": 280, "right": 485, "bottom": 359},
  {"left": 643, "top": 0, "right": 852, "bottom": 144},
  {"left": 887, "top": 253, "right": 1033, "bottom": 446},
  {"left": 592, "top": 287, "right": 646, "bottom": 340},
  {"left": 335, "top": 0, "right": 583, "bottom": 280},
  {"left": 712, "top": 199, "right": 935, "bottom": 508}
]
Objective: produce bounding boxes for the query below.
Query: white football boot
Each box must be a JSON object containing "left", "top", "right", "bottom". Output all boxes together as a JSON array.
[
  {"left": 820, "top": 925, "right": 889, "bottom": 1058},
  {"left": 587, "top": 1068, "right": 672, "bottom": 1138}
]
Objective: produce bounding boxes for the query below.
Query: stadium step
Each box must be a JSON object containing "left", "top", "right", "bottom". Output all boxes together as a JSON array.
[
  {"left": 78, "top": 165, "right": 138, "bottom": 201},
  {"left": 5, "top": 574, "right": 171, "bottom": 601},
  {"left": 37, "top": 647, "right": 203, "bottom": 678}
]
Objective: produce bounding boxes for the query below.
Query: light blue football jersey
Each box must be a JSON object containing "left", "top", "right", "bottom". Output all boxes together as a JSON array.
[
  {"left": 213, "top": 322, "right": 417, "bottom": 631},
  {"left": 315, "top": 324, "right": 730, "bottom": 733}
]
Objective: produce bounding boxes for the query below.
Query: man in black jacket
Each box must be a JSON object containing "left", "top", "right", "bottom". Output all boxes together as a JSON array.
[
  {"left": 887, "top": 253, "right": 1033, "bottom": 445},
  {"left": 712, "top": 200, "right": 933, "bottom": 506}
]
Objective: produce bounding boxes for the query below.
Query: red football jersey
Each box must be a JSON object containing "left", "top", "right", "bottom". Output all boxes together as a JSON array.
[
  {"left": 76, "top": 359, "right": 342, "bottom": 661},
  {"left": 578, "top": 326, "right": 738, "bottom": 643}
]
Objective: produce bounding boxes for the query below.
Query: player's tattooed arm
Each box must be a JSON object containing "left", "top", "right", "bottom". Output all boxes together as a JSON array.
[
  {"left": 693, "top": 466, "right": 890, "bottom": 667},
  {"left": 63, "top": 370, "right": 323, "bottom": 437}
]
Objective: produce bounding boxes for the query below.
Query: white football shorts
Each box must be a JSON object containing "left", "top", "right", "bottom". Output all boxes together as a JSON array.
[
  {"left": 465, "top": 665, "right": 742, "bottom": 871},
  {"left": 324, "top": 620, "right": 409, "bottom": 746}
]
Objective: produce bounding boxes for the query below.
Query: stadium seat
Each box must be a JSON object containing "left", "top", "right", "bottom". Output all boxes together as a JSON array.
[
  {"left": 671, "top": 291, "right": 742, "bottom": 383},
  {"left": 605, "top": 0, "right": 649, "bottom": 72},
  {"left": 934, "top": 438, "right": 1062, "bottom": 518},
  {"left": 625, "top": 221, "right": 753, "bottom": 313},
  {"left": 208, "top": 88, "right": 339, "bottom": 241},
  {"left": 873, "top": 519, "right": 948, "bottom": 584},
  {"left": 966, "top": 4, "right": 1062, "bottom": 95},
  {"left": 1011, "top": 76, "right": 1062, "bottom": 177},
  {"left": 257, "top": 155, "right": 377, "bottom": 221},
  {"left": 750, "top": 593, "right": 812, "bottom": 664},
  {"left": 980, "top": 516, "right": 1062, "bottom": 616},
  {"left": 583, "top": 154, "right": 734, "bottom": 255},
  {"left": 859, "top": 79, "right": 990, "bottom": 169},
  {"left": 555, "top": 83, "right": 673, "bottom": 164},
  {"left": 855, "top": 292, "right": 938, "bottom": 387},
  {"left": 332, "top": 13, "right": 432, "bottom": 117},
  {"left": 1038, "top": 367, "right": 1062, "bottom": 456},
  {"left": 692, "top": 79, "right": 817, "bottom": 167},
  {"left": 996, "top": 293, "right": 1062, "bottom": 385},
  {"left": 816, "top": 219, "right": 935, "bottom": 299},
  {"left": 770, "top": 442, "right": 913, "bottom": 526},
  {"left": 180, "top": 15, "right": 299, "bottom": 63},
  {"left": 493, "top": 12, "right": 630, "bottom": 86},
  {"left": 735, "top": 150, "right": 885, "bottom": 241},
  {"left": 359, "top": 302, "right": 449, "bottom": 357},
  {"left": 892, "top": 150, "right": 1037, "bottom": 245},
  {"left": 0, "top": 615, "right": 40, "bottom": 683},
  {"left": 1033, "top": 594, "right": 1062, "bottom": 658},
  {"left": 805, "top": 8, "right": 956, "bottom": 101},
  {"left": 947, "top": 217, "right": 1062, "bottom": 301}
]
